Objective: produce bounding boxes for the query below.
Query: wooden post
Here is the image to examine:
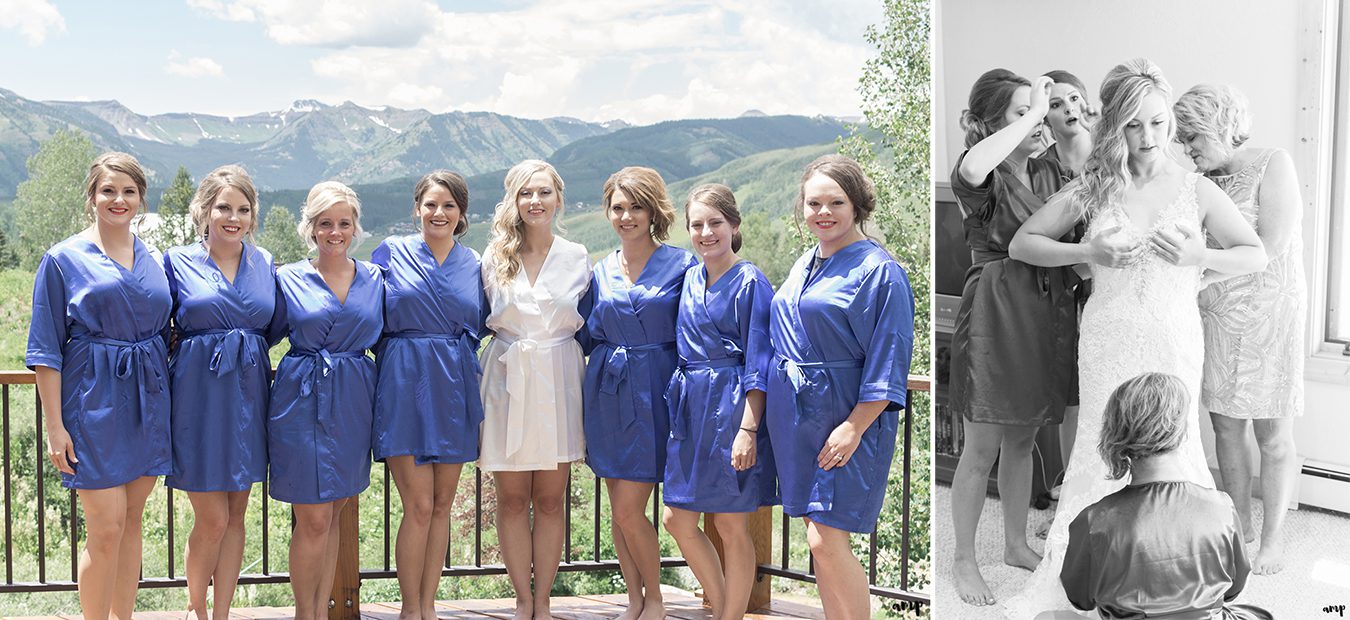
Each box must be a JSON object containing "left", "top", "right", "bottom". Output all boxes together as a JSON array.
[
  {"left": 329, "top": 495, "right": 361, "bottom": 620},
  {"left": 704, "top": 506, "right": 773, "bottom": 612}
]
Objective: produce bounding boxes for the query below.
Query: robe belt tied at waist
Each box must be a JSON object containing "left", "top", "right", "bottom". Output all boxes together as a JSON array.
[
  {"left": 597, "top": 341, "right": 677, "bottom": 430},
  {"left": 495, "top": 334, "right": 575, "bottom": 458},
  {"left": 776, "top": 355, "right": 863, "bottom": 424},
  {"left": 668, "top": 356, "right": 744, "bottom": 440},
  {"left": 287, "top": 347, "right": 367, "bottom": 434},
  {"left": 180, "top": 328, "right": 266, "bottom": 377},
  {"left": 82, "top": 333, "right": 167, "bottom": 427}
]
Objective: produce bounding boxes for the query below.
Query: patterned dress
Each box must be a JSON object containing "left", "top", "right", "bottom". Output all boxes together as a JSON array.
[{"left": 1199, "top": 148, "right": 1306, "bottom": 419}]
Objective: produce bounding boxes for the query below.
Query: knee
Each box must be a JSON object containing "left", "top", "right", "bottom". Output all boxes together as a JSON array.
[
  {"left": 710, "top": 514, "right": 749, "bottom": 539},
  {"left": 430, "top": 489, "right": 456, "bottom": 520},
  {"left": 661, "top": 509, "right": 696, "bottom": 539},
  {"left": 193, "top": 511, "right": 230, "bottom": 542},
  {"left": 1255, "top": 428, "right": 1295, "bottom": 460},
  {"left": 403, "top": 494, "right": 436, "bottom": 525},
  {"left": 1002, "top": 430, "right": 1037, "bottom": 453},
  {"left": 498, "top": 493, "right": 530, "bottom": 517},
  {"left": 294, "top": 512, "right": 332, "bottom": 539},
  {"left": 958, "top": 441, "right": 1000, "bottom": 470},
  {"left": 1211, "top": 416, "right": 1249, "bottom": 441},
  {"left": 805, "top": 528, "right": 846, "bottom": 561},
  {"left": 84, "top": 513, "right": 128, "bottom": 552},
  {"left": 610, "top": 505, "right": 646, "bottom": 530},
  {"left": 532, "top": 493, "right": 563, "bottom": 518}
]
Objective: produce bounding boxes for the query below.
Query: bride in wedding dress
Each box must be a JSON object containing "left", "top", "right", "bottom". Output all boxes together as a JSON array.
[{"left": 1001, "top": 58, "right": 1268, "bottom": 619}]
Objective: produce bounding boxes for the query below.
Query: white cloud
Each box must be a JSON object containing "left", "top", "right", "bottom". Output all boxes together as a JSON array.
[
  {"left": 188, "top": 0, "right": 439, "bottom": 48},
  {"left": 165, "top": 51, "right": 225, "bottom": 78},
  {"left": 207, "top": 0, "right": 879, "bottom": 123},
  {"left": 0, "top": 0, "right": 65, "bottom": 45}
]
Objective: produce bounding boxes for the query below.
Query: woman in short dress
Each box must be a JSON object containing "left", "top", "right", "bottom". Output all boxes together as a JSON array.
[
  {"left": 661, "top": 183, "right": 776, "bottom": 620},
  {"left": 581, "top": 167, "right": 698, "bottom": 620},
  {"left": 163, "top": 165, "right": 282, "bottom": 620},
  {"left": 478, "top": 160, "right": 590, "bottom": 620},
  {"left": 946, "top": 69, "right": 1075, "bottom": 607},
  {"left": 1175, "top": 83, "right": 1306, "bottom": 575},
  {"left": 28, "top": 152, "right": 171, "bottom": 620},
  {"left": 371, "top": 170, "right": 486, "bottom": 619},
  {"left": 269, "top": 182, "right": 383, "bottom": 620},
  {"left": 766, "top": 155, "right": 913, "bottom": 620}
]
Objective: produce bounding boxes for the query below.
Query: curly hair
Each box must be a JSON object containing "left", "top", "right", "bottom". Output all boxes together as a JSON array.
[
  {"left": 189, "top": 165, "right": 260, "bottom": 241},
  {"left": 1173, "top": 83, "right": 1252, "bottom": 154},
  {"left": 1098, "top": 372, "right": 1190, "bottom": 480},
  {"left": 1073, "top": 58, "right": 1174, "bottom": 221},
  {"left": 960, "top": 68, "right": 1031, "bottom": 149},
  {"left": 485, "top": 160, "right": 565, "bottom": 287}
]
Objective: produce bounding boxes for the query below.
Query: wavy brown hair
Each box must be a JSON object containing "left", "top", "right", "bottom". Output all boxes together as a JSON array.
[
  {"left": 83, "top": 152, "right": 148, "bottom": 223},
  {"left": 602, "top": 167, "right": 676, "bottom": 242},
  {"left": 1098, "top": 372, "right": 1190, "bottom": 480},
  {"left": 189, "top": 165, "right": 260, "bottom": 241},
  {"left": 685, "top": 183, "right": 742, "bottom": 252},
  {"left": 413, "top": 170, "right": 470, "bottom": 237}
]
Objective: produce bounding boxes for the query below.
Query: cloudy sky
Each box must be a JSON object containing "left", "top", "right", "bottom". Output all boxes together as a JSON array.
[{"left": 0, "top": 0, "right": 884, "bottom": 125}]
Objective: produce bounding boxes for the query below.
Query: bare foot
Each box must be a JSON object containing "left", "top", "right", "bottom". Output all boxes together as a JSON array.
[
  {"left": 512, "top": 598, "right": 533, "bottom": 620},
  {"left": 533, "top": 606, "right": 553, "bottom": 620},
  {"left": 183, "top": 608, "right": 208, "bottom": 620},
  {"left": 614, "top": 599, "right": 644, "bottom": 620},
  {"left": 421, "top": 604, "right": 440, "bottom": 619},
  {"left": 636, "top": 599, "right": 666, "bottom": 620},
  {"left": 953, "top": 558, "right": 995, "bottom": 606},
  {"left": 1252, "top": 536, "right": 1286, "bottom": 575},
  {"left": 1004, "top": 544, "right": 1042, "bottom": 571},
  {"left": 1237, "top": 514, "right": 1257, "bottom": 544}
]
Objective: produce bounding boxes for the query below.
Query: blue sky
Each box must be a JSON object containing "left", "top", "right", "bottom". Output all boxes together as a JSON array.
[{"left": 0, "top": 0, "right": 885, "bottom": 124}]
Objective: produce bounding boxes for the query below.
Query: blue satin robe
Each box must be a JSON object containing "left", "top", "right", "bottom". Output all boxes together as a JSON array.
[
  {"left": 663, "top": 261, "right": 777, "bottom": 513},
  {"left": 371, "top": 236, "right": 487, "bottom": 464},
  {"left": 26, "top": 236, "right": 172, "bottom": 490},
  {"left": 268, "top": 259, "right": 383, "bottom": 504},
  {"left": 766, "top": 240, "right": 914, "bottom": 533},
  {"left": 580, "top": 244, "right": 698, "bottom": 482},
  {"left": 164, "top": 242, "right": 284, "bottom": 492}
]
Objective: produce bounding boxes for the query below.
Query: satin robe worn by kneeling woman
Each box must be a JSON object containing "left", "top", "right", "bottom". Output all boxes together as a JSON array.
[
  {"left": 27, "top": 236, "right": 173, "bottom": 489},
  {"left": 581, "top": 244, "right": 698, "bottom": 482},
  {"left": 766, "top": 239, "right": 914, "bottom": 533},
  {"left": 268, "top": 259, "right": 384, "bottom": 503},
  {"left": 164, "top": 242, "right": 284, "bottom": 491},
  {"left": 664, "top": 260, "right": 777, "bottom": 512},
  {"left": 371, "top": 236, "right": 487, "bottom": 465}
]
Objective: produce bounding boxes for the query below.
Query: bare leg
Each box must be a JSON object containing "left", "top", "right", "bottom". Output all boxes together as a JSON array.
[
  {"left": 611, "top": 508, "right": 645, "bottom": 620},
  {"left": 998, "top": 427, "right": 1041, "bottom": 570},
  {"left": 314, "top": 498, "right": 348, "bottom": 620},
  {"left": 804, "top": 518, "right": 869, "bottom": 620},
  {"left": 607, "top": 479, "right": 664, "bottom": 620},
  {"left": 495, "top": 471, "right": 536, "bottom": 620},
  {"left": 530, "top": 464, "right": 569, "bottom": 620},
  {"left": 110, "top": 476, "right": 157, "bottom": 620},
  {"left": 420, "top": 462, "right": 463, "bottom": 617},
  {"left": 1252, "top": 419, "right": 1297, "bottom": 575},
  {"left": 1210, "top": 414, "right": 1256, "bottom": 542},
  {"left": 185, "top": 491, "right": 230, "bottom": 620},
  {"left": 950, "top": 421, "right": 1001, "bottom": 606},
  {"left": 662, "top": 507, "right": 725, "bottom": 617},
  {"left": 389, "top": 456, "right": 435, "bottom": 620},
  {"left": 77, "top": 485, "right": 131, "bottom": 620},
  {"left": 212, "top": 489, "right": 252, "bottom": 619},
  {"left": 290, "top": 501, "right": 340, "bottom": 620},
  {"left": 710, "top": 512, "right": 754, "bottom": 620}
]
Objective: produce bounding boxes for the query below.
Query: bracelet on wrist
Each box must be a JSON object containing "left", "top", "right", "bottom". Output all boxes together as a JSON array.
[{"left": 740, "top": 426, "right": 758, "bottom": 433}]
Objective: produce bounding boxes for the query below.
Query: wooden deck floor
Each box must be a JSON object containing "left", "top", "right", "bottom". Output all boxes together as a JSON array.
[{"left": 5, "top": 589, "right": 826, "bottom": 620}]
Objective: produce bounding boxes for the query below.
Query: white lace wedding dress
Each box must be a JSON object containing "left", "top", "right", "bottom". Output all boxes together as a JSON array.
[{"left": 1004, "top": 173, "right": 1217, "bottom": 619}]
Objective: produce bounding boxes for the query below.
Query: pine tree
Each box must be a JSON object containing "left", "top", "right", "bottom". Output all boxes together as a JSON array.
[
  {"left": 146, "top": 166, "right": 197, "bottom": 251},
  {"left": 14, "top": 130, "right": 98, "bottom": 269},
  {"left": 257, "top": 205, "right": 308, "bottom": 265}
]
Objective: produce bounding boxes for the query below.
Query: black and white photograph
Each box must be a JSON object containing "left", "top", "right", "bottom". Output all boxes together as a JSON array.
[{"left": 932, "top": 0, "right": 1350, "bottom": 618}]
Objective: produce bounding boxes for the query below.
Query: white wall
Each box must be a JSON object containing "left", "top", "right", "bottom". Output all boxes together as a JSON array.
[{"left": 936, "top": 0, "right": 1349, "bottom": 511}]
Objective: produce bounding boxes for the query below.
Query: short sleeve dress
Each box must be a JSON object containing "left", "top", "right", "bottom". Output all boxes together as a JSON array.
[
  {"left": 948, "top": 152, "right": 1077, "bottom": 426},
  {"left": 1199, "top": 148, "right": 1306, "bottom": 419}
]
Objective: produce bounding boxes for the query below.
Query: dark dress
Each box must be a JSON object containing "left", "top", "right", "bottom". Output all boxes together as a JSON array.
[
  {"left": 948, "top": 151, "right": 1076, "bottom": 426},
  {"left": 1062, "top": 481, "right": 1273, "bottom": 620}
]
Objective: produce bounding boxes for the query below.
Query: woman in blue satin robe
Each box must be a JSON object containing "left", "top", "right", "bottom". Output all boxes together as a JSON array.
[
  {"left": 580, "top": 167, "right": 697, "bottom": 619},
  {"left": 164, "top": 165, "right": 283, "bottom": 620},
  {"left": 662, "top": 184, "right": 775, "bottom": 620},
  {"left": 766, "top": 155, "right": 914, "bottom": 619},
  {"left": 269, "top": 182, "right": 383, "bottom": 620},
  {"left": 27, "top": 153, "right": 171, "bottom": 620},
  {"left": 371, "top": 171, "right": 485, "bottom": 618}
]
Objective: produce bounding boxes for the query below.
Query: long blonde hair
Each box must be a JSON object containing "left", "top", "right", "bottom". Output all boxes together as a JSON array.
[
  {"left": 1073, "top": 58, "right": 1174, "bottom": 221},
  {"left": 485, "top": 160, "right": 565, "bottom": 287}
]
